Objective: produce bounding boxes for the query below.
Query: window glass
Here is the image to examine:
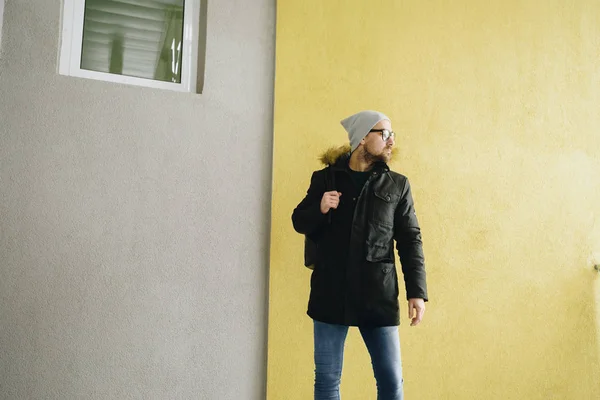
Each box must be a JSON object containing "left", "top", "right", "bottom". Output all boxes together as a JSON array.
[{"left": 80, "top": 0, "right": 184, "bottom": 83}]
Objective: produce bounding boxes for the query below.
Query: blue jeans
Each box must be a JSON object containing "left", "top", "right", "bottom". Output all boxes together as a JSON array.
[{"left": 313, "top": 320, "right": 403, "bottom": 400}]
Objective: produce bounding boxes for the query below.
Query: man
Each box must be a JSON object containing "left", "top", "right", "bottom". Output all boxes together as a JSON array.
[{"left": 291, "top": 110, "right": 428, "bottom": 400}]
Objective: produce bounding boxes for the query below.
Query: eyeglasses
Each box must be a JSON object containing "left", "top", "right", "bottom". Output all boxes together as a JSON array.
[{"left": 369, "top": 129, "right": 395, "bottom": 142}]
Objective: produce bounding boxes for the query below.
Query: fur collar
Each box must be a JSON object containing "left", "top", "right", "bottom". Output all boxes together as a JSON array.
[{"left": 318, "top": 144, "right": 398, "bottom": 167}]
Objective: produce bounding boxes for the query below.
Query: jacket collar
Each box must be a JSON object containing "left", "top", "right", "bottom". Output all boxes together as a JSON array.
[{"left": 320, "top": 145, "right": 391, "bottom": 173}]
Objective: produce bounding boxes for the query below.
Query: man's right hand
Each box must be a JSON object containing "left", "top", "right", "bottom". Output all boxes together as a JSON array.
[{"left": 320, "top": 191, "right": 342, "bottom": 214}]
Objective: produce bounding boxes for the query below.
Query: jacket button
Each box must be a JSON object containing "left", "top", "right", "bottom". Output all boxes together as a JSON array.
[{"left": 386, "top": 196, "right": 391, "bottom": 201}]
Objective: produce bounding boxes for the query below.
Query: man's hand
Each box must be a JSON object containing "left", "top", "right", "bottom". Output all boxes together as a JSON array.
[
  {"left": 408, "top": 298, "right": 425, "bottom": 326},
  {"left": 320, "top": 191, "right": 342, "bottom": 214}
]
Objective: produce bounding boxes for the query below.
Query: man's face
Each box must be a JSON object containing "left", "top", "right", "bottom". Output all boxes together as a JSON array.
[{"left": 362, "top": 119, "right": 395, "bottom": 163}]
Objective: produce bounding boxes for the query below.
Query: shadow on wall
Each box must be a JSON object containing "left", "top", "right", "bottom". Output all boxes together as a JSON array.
[
  {"left": 0, "top": 0, "right": 5, "bottom": 53},
  {"left": 196, "top": 0, "right": 207, "bottom": 93},
  {"left": 591, "top": 251, "right": 600, "bottom": 365}
]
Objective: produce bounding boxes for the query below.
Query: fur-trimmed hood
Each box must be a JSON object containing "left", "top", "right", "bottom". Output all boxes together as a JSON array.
[
  {"left": 318, "top": 144, "right": 398, "bottom": 166},
  {"left": 318, "top": 144, "right": 352, "bottom": 166}
]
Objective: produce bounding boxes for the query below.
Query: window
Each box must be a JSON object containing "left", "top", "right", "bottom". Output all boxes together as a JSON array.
[{"left": 59, "top": 0, "right": 203, "bottom": 92}]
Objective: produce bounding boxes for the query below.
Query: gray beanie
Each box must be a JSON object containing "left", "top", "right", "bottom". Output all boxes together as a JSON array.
[{"left": 341, "top": 110, "right": 390, "bottom": 152}]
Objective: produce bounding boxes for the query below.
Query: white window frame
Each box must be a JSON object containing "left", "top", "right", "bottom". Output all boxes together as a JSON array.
[{"left": 59, "top": 0, "right": 200, "bottom": 93}]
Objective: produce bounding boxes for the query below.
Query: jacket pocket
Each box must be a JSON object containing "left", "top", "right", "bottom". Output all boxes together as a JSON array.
[
  {"left": 371, "top": 191, "right": 398, "bottom": 226},
  {"left": 362, "top": 262, "right": 398, "bottom": 303},
  {"left": 365, "top": 241, "right": 394, "bottom": 263},
  {"left": 373, "top": 191, "right": 393, "bottom": 202},
  {"left": 365, "top": 221, "right": 394, "bottom": 262}
]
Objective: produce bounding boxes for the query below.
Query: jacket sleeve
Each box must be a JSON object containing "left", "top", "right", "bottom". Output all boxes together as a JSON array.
[
  {"left": 394, "top": 178, "right": 428, "bottom": 301},
  {"left": 292, "top": 170, "right": 328, "bottom": 236}
]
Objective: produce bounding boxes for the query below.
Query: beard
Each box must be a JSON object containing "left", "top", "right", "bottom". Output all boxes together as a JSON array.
[{"left": 363, "top": 144, "right": 392, "bottom": 164}]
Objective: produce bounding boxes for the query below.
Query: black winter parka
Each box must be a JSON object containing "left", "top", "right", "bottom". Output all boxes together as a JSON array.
[{"left": 292, "top": 145, "right": 428, "bottom": 327}]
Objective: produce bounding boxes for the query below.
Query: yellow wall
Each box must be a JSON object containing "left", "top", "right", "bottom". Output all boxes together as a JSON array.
[{"left": 268, "top": 1, "right": 600, "bottom": 398}]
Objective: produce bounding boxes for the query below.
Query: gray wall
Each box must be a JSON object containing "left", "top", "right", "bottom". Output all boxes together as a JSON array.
[{"left": 0, "top": 1, "right": 275, "bottom": 399}]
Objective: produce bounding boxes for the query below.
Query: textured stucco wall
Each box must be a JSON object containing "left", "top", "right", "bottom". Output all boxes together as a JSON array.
[
  {"left": 268, "top": 1, "right": 600, "bottom": 399},
  {"left": 0, "top": 1, "right": 275, "bottom": 399}
]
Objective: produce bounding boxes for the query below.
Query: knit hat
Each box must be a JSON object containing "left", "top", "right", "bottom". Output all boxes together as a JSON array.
[{"left": 340, "top": 110, "right": 390, "bottom": 152}]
